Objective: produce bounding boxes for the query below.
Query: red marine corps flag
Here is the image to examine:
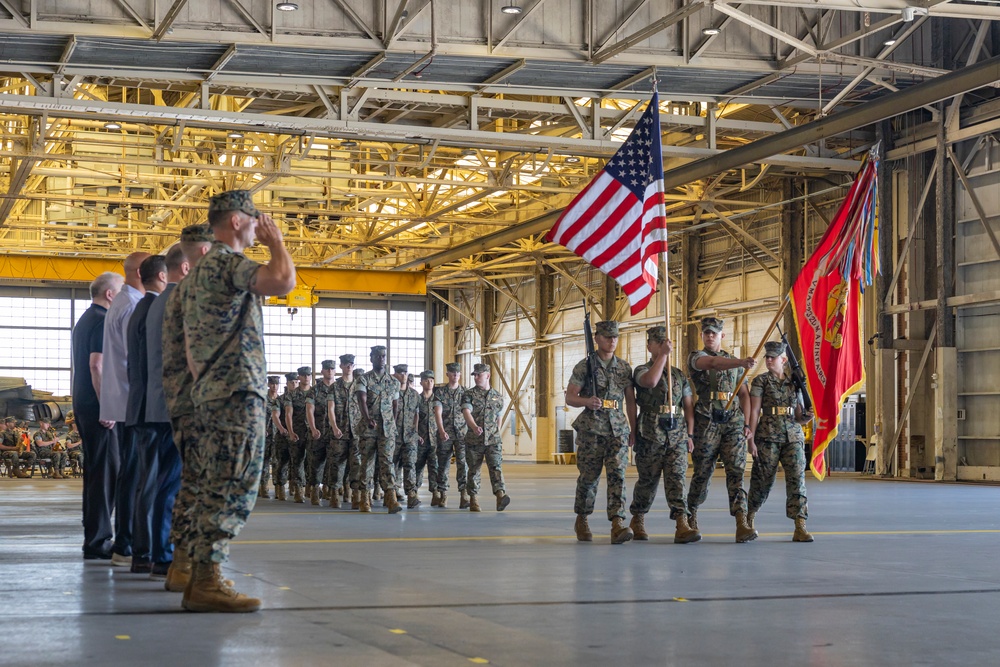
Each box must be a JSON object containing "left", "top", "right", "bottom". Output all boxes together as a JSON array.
[
  {"left": 546, "top": 91, "right": 667, "bottom": 315},
  {"left": 791, "top": 148, "right": 880, "bottom": 480}
]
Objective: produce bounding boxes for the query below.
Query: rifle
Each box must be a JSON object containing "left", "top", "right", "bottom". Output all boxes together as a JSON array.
[
  {"left": 582, "top": 301, "right": 600, "bottom": 411},
  {"left": 777, "top": 324, "right": 813, "bottom": 414}
]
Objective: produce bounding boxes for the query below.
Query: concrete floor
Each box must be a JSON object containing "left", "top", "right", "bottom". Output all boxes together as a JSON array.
[{"left": 3, "top": 466, "right": 1000, "bottom": 666}]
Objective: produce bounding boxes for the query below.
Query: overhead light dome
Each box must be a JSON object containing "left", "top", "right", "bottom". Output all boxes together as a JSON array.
[
  {"left": 702, "top": 27, "right": 720, "bottom": 36},
  {"left": 501, "top": 4, "right": 522, "bottom": 15},
  {"left": 276, "top": 2, "right": 299, "bottom": 11},
  {"left": 227, "top": 131, "right": 244, "bottom": 139},
  {"left": 104, "top": 121, "right": 122, "bottom": 130}
]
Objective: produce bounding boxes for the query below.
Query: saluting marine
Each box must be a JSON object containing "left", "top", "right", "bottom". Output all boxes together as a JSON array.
[{"left": 747, "top": 341, "right": 815, "bottom": 542}]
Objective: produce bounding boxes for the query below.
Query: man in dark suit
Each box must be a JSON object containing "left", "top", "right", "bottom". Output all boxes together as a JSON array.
[
  {"left": 125, "top": 255, "right": 168, "bottom": 573},
  {"left": 73, "top": 272, "right": 124, "bottom": 560}
]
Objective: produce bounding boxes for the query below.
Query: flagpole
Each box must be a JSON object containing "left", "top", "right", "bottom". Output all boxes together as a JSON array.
[
  {"left": 722, "top": 295, "right": 790, "bottom": 413},
  {"left": 661, "top": 254, "right": 674, "bottom": 420}
]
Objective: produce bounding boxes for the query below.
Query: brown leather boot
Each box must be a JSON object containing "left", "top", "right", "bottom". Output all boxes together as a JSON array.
[
  {"left": 629, "top": 514, "right": 648, "bottom": 541},
  {"left": 52, "top": 469, "right": 65, "bottom": 479},
  {"left": 15, "top": 466, "right": 29, "bottom": 479},
  {"left": 610, "top": 516, "right": 634, "bottom": 545},
  {"left": 674, "top": 515, "right": 701, "bottom": 544},
  {"left": 309, "top": 485, "right": 320, "bottom": 506},
  {"left": 164, "top": 550, "right": 192, "bottom": 593},
  {"left": 359, "top": 491, "right": 372, "bottom": 513},
  {"left": 574, "top": 515, "right": 593, "bottom": 542},
  {"left": 459, "top": 491, "right": 470, "bottom": 509},
  {"left": 293, "top": 484, "right": 304, "bottom": 504},
  {"left": 495, "top": 490, "right": 510, "bottom": 511},
  {"left": 351, "top": 489, "right": 360, "bottom": 510},
  {"left": 274, "top": 484, "right": 286, "bottom": 501},
  {"left": 735, "top": 511, "right": 758, "bottom": 543},
  {"left": 430, "top": 490, "right": 440, "bottom": 507},
  {"left": 793, "top": 517, "right": 814, "bottom": 542},
  {"left": 438, "top": 491, "right": 448, "bottom": 508},
  {"left": 385, "top": 489, "right": 402, "bottom": 514},
  {"left": 468, "top": 494, "right": 481, "bottom": 512},
  {"left": 182, "top": 562, "right": 261, "bottom": 613},
  {"left": 329, "top": 492, "right": 341, "bottom": 509},
  {"left": 407, "top": 492, "right": 421, "bottom": 509}
]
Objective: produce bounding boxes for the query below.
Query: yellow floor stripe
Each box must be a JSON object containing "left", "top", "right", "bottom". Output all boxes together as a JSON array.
[{"left": 234, "top": 528, "right": 1000, "bottom": 546}]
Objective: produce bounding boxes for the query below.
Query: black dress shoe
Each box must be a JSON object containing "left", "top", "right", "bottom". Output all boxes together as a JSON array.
[
  {"left": 130, "top": 560, "right": 152, "bottom": 573},
  {"left": 83, "top": 550, "right": 112, "bottom": 560}
]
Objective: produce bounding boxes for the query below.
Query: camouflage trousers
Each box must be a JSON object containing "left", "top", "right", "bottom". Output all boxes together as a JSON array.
[
  {"left": 687, "top": 413, "right": 748, "bottom": 516},
  {"left": 2, "top": 450, "right": 33, "bottom": 472},
  {"left": 68, "top": 449, "right": 84, "bottom": 470},
  {"left": 261, "top": 434, "right": 273, "bottom": 485},
  {"left": 434, "top": 431, "right": 468, "bottom": 492},
  {"left": 288, "top": 425, "right": 308, "bottom": 487},
  {"left": 169, "top": 413, "right": 199, "bottom": 552},
  {"left": 748, "top": 438, "right": 809, "bottom": 520},
  {"left": 465, "top": 439, "right": 506, "bottom": 496},
  {"left": 188, "top": 393, "right": 266, "bottom": 564},
  {"left": 36, "top": 447, "right": 68, "bottom": 474},
  {"left": 307, "top": 431, "right": 329, "bottom": 486},
  {"left": 353, "top": 434, "right": 395, "bottom": 492},
  {"left": 395, "top": 437, "right": 419, "bottom": 495},
  {"left": 574, "top": 432, "right": 629, "bottom": 521},
  {"left": 323, "top": 436, "right": 351, "bottom": 492},
  {"left": 272, "top": 434, "right": 290, "bottom": 485},
  {"left": 630, "top": 428, "right": 690, "bottom": 519},
  {"left": 415, "top": 437, "right": 439, "bottom": 493}
]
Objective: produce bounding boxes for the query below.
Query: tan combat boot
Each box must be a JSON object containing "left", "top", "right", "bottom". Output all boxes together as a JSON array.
[
  {"left": 735, "top": 511, "right": 758, "bottom": 543},
  {"left": 574, "top": 515, "right": 593, "bottom": 542},
  {"left": 438, "top": 491, "right": 447, "bottom": 508},
  {"left": 459, "top": 491, "right": 470, "bottom": 509},
  {"left": 407, "top": 492, "right": 421, "bottom": 509},
  {"left": 182, "top": 562, "right": 261, "bottom": 613},
  {"left": 52, "top": 468, "right": 65, "bottom": 479},
  {"left": 629, "top": 514, "right": 648, "bottom": 541},
  {"left": 293, "top": 484, "right": 304, "bottom": 504},
  {"left": 688, "top": 509, "right": 698, "bottom": 531},
  {"left": 351, "top": 489, "right": 360, "bottom": 510},
  {"left": 793, "top": 517, "right": 814, "bottom": 542},
  {"left": 15, "top": 466, "right": 29, "bottom": 479},
  {"left": 495, "top": 490, "right": 510, "bottom": 511},
  {"left": 468, "top": 494, "right": 481, "bottom": 512},
  {"left": 164, "top": 550, "right": 192, "bottom": 593},
  {"left": 430, "top": 490, "right": 440, "bottom": 507},
  {"left": 385, "top": 488, "right": 402, "bottom": 514},
  {"left": 359, "top": 490, "right": 372, "bottom": 513},
  {"left": 258, "top": 480, "right": 270, "bottom": 499},
  {"left": 329, "top": 492, "right": 341, "bottom": 509},
  {"left": 674, "top": 515, "right": 701, "bottom": 544},
  {"left": 747, "top": 511, "right": 756, "bottom": 531},
  {"left": 309, "top": 485, "right": 320, "bottom": 506},
  {"left": 610, "top": 516, "right": 634, "bottom": 545},
  {"left": 274, "top": 484, "right": 286, "bottom": 501}
]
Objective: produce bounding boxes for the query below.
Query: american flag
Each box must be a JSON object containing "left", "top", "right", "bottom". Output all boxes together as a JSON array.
[{"left": 546, "top": 91, "right": 667, "bottom": 315}]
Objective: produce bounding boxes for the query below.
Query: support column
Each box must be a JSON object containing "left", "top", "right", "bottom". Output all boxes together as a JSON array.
[
  {"left": 681, "top": 229, "right": 702, "bottom": 363},
  {"left": 535, "top": 264, "right": 554, "bottom": 463},
  {"left": 875, "top": 120, "right": 896, "bottom": 474},
  {"left": 934, "top": 108, "right": 957, "bottom": 480},
  {"left": 601, "top": 274, "right": 616, "bottom": 320}
]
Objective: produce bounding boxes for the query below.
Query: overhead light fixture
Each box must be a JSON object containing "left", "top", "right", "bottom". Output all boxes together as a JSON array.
[
  {"left": 565, "top": 156, "right": 581, "bottom": 164},
  {"left": 276, "top": 2, "right": 298, "bottom": 11},
  {"left": 501, "top": 4, "right": 522, "bottom": 14},
  {"left": 702, "top": 27, "right": 720, "bottom": 36},
  {"left": 104, "top": 121, "right": 122, "bottom": 130},
  {"left": 459, "top": 148, "right": 476, "bottom": 157},
  {"left": 400, "top": 9, "right": 408, "bottom": 19},
  {"left": 227, "top": 131, "right": 244, "bottom": 139},
  {"left": 883, "top": 38, "right": 897, "bottom": 47},
  {"left": 340, "top": 139, "right": 358, "bottom": 148}
]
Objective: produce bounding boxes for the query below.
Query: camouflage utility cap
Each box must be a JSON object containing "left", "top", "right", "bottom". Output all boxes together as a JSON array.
[
  {"left": 321, "top": 359, "right": 336, "bottom": 370},
  {"left": 764, "top": 341, "right": 786, "bottom": 358},
  {"left": 267, "top": 376, "right": 279, "bottom": 385},
  {"left": 297, "top": 366, "right": 312, "bottom": 376},
  {"left": 339, "top": 354, "right": 355, "bottom": 364},
  {"left": 420, "top": 370, "right": 435, "bottom": 380},
  {"left": 208, "top": 189, "right": 259, "bottom": 217},
  {"left": 370, "top": 345, "right": 387, "bottom": 354},
  {"left": 180, "top": 224, "right": 213, "bottom": 243},
  {"left": 701, "top": 317, "right": 724, "bottom": 333},
  {"left": 595, "top": 320, "right": 619, "bottom": 337},
  {"left": 393, "top": 364, "right": 408, "bottom": 374},
  {"left": 284, "top": 372, "right": 298, "bottom": 381},
  {"left": 353, "top": 368, "right": 366, "bottom": 379},
  {"left": 445, "top": 362, "right": 461, "bottom": 373},
  {"left": 472, "top": 363, "right": 491, "bottom": 375},
  {"left": 646, "top": 325, "right": 667, "bottom": 342}
]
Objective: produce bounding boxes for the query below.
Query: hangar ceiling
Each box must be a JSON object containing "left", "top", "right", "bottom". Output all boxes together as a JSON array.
[{"left": 0, "top": 0, "right": 996, "bottom": 287}]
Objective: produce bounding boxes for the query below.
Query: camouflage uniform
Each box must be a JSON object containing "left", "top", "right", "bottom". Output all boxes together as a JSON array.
[
  {"left": 394, "top": 372, "right": 421, "bottom": 497},
  {"left": 433, "top": 379, "right": 469, "bottom": 494},
  {"left": 415, "top": 385, "right": 440, "bottom": 495},
  {"left": 686, "top": 347, "right": 749, "bottom": 517},
  {"left": 271, "top": 374, "right": 297, "bottom": 487},
  {"left": 262, "top": 378, "right": 281, "bottom": 491},
  {"left": 65, "top": 429, "right": 84, "bottom": 472},
  {"left": 309, "top": 368, "right": 336, "bottom": 488},
  {"left": 1, "top": 425, "right": 33, "bottom": 475},
  {"left": 570, "top": 353, "right": 633, "bottom": 521},
  {"left": 630, "top": 363, "right": 693, "bottom": 519},
  {"left": 748, "top": 371, "right": 809, "bottom": 520},
  {"left": 353, "top": 367, "right": 399, "bottom": 493},
  {"left": 184, "top": 238, "right": 267, "bottom": 565},
  {"left": 324, "top": 365, "right": 355, "bottom": 496},
  {"left": 347, "top": 369, "right": 366, "bottom": 490},
  {"left": 461, "top": 381, "right": 507, "bottom": 497},
  {"left": 34, "top": 426, "right": 68, "bottom": 475},
  {"left": 284, "top": 378, "right": 313, "bottom": 489}
]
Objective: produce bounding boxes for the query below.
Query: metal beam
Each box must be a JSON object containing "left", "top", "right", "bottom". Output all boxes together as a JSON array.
[
  {"left": 661, "top": 54, "right": 1000, "bottom": 192},
  {"left": 714, "top": 3, "right": 817, "bottom": 56},
  {"left": 328, "top": 0, "right": 381, "bottom": 44},
  {"left": 111, "top": 0, "right": 152, "bottom": 31},
  {"left": 0, "top": 0, "right": 28, "bottom": 28},
  {"left": 152, "top": 0, "right": 189, "bottom": 42},
  {"left": 590, "top": 1, "right": 706, "bottom": 65},
  {"left": 54, "top": 36, "right": 78, "bottom": 78},
  {"left": 225, "top": 0, "right": 268, "bottom": 38},
  {"left": 204, "top": 44, "right": 238, "bottom": 82},
  {"left": 690, "top": 10, "right": 738, "bottom": 60},
  {"left": 492, "top": 0, "right": 548, "bottom": 52}
]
